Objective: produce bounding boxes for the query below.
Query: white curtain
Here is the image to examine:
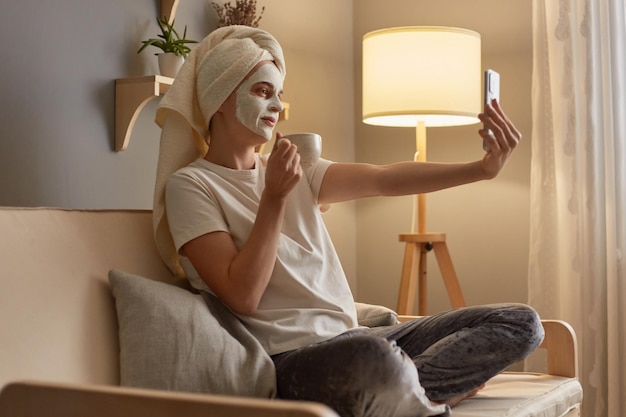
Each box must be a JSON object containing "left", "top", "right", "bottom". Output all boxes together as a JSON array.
[{"left": 529, "top": 1, "right": 626, "bottom": 417}]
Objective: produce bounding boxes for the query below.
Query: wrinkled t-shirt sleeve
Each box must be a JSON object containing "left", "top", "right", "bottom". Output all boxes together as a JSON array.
[
  {"left": 303, "top": 157, "right": 334, "bottom": 201},
  {"left": 165, "top": 171, "right": 228, "bottom": 253}
]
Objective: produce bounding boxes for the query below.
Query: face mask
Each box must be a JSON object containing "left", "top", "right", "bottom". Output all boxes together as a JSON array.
[{"left": 235, "top": 63, "right": 284, "bottom": 141}]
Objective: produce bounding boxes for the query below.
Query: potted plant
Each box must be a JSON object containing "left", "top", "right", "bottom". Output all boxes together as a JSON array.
[{"left": 137, "top": 17, "right": 197, "bottom": 78}]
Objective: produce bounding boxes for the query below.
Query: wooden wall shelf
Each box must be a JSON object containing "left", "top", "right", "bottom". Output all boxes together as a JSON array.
[
  {"left": 114, "top": 75, "right": 173, "bottom": 152},
  {"left": 112, "top": 0, "right": 179, "bottom": 152}
]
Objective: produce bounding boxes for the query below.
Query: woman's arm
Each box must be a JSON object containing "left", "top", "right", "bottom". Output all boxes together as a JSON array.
[
  {"left": 182, "top": 139, "right": 302, "bottom": 316},
  {"left": 319, "top": 99, "right": 521, "bottom": 204},
  {"left": 318, "top": 160, "right": 486, "bottom": 204}
]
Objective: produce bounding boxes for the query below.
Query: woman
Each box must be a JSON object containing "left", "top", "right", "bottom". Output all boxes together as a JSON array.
[{"left": 154, "top": 25, "right": 544, "bottom": 417}]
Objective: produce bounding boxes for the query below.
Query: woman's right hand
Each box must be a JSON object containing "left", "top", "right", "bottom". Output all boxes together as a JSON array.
[{"left": 265, "top": 133, "right": 302, "bottom": 200}]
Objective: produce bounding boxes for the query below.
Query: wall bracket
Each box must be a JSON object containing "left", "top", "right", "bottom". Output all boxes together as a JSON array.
[
  {"left": 114, "top": 75, "right": 173, "bottom": 152},
  {"left": 161, "top": 0, "right": 181, "bottom": 22}
]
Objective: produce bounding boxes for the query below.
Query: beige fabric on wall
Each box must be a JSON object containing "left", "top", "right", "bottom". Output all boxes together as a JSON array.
[
  {"left": 0, "top": 208, "right": 173, "bottom": 388},
  {"left": 529, "top": 2, "right": 626, "bottom": 416}
]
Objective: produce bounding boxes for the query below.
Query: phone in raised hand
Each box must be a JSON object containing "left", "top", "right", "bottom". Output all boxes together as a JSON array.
[{"left": 483, "top": 69, "right": 500, "bottom": 151}]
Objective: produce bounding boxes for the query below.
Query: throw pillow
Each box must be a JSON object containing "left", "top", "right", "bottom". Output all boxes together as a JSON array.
[
  {"left": 354, "top": 302, "right": 399, "bottom": 327},
  {"left": 108, "top": 269, "right": 276, "bottom": 398}
]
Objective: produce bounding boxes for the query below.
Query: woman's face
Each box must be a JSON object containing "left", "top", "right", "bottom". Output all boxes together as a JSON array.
[{"left": 235, "top": 62, "right": 284, "bottom": 141}]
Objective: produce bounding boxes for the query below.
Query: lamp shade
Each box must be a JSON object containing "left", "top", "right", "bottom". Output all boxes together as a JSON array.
[{"left": 363, "top": 26, "right": 481, "bottom": 127}]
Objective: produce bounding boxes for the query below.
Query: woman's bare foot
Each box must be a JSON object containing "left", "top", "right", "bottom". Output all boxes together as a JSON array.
[{"left": 433, "top": 384, "right": 486, "bottom": 408}]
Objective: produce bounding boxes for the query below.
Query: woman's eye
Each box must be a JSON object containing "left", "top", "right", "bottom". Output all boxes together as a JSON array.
[{"left": 253, "top": 85, "right": 273, "bottom": 98}]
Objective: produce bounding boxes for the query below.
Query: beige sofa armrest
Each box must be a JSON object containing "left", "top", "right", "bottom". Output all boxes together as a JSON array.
[
  {"left": 538, "top": 319, "right": 578, "bottom": 378},
  {"left": 0, "top": 381, "right": 339, "bottom": 417},
  {"left": 398, "top": 316, "right": 578, "bottom": 379}
]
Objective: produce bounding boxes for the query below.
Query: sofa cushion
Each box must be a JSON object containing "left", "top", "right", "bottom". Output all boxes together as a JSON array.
[
  {"left": 452, "top": 372, "right": 583, "bottom": 417},
  {"left": 108, "top": 269, "right": 276, "bottom": 398}
]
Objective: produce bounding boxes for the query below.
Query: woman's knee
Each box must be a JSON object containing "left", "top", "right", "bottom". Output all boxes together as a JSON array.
[
  {"left": 357, "top": 336, "right": 416, "bottom": 382},
  {"left": 273, "top": 335, "right": 424, "bottom": 417},
  {"left": 326, "top": 335, "right": 416, "bottom": 388},
  {"left": 490, "top": 303, "right": 545, "bottom": 357},
  {"left": 274, "top": 335, "right": 417, "bottom": 399}
]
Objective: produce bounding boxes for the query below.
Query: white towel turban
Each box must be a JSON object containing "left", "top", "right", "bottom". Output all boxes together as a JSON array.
[{"left": 153, "top": 25, "right": 286, "bottom": 277}]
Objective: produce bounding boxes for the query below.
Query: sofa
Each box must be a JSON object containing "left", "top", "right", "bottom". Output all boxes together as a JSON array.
[{"left": 0, "top": 207, "right": 582, "bottom": 417}]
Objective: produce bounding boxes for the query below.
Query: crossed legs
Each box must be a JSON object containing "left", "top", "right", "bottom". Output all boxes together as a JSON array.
[{"left": 272, "top": 303, "right": 544, "bottom": 417}]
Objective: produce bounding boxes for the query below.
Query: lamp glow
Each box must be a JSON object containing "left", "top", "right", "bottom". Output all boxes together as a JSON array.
[{"left": 362, "top": 26, "right": 481, "bottom": 128}]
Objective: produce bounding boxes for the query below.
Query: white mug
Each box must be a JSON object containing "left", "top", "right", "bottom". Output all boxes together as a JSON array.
[{"left": 283, "top": 133, "right": 322, "bottom": 167}]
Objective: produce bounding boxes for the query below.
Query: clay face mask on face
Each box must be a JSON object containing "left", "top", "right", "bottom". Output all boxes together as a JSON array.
[{"left": 235, "top": 63, "right": 284, "bottom": 140}]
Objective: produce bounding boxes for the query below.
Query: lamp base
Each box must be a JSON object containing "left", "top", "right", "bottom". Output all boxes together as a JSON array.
[{"left": 397, "top": 232, "right": 466, "bottom": 315}]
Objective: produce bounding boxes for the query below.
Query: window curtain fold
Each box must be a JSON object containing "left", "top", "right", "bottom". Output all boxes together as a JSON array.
[{"left": 529, "top": 1, "right": 626, "bottom": 417}]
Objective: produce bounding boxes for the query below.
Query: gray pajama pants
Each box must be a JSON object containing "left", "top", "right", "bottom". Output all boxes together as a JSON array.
[{"left": 271, "top": 303, "right": 544, "bottom": 417}]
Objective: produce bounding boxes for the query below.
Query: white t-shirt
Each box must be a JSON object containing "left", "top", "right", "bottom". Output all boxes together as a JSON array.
[{"left": 165, "top": 154, "right": 358, "bottom": 355}]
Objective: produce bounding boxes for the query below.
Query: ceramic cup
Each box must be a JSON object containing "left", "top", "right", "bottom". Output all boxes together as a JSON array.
[{"left": 283, "top": 133, "right": 322, "bottom": 167}]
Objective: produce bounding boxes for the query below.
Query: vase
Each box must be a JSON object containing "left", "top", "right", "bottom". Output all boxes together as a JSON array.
[{"left": 158, "top": 53, "right": 184, "bottom": 78}]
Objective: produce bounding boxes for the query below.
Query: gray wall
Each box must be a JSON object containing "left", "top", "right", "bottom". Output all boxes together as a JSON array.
[{"left": 0, "top": 0, "right": 214, "bottom": 209}]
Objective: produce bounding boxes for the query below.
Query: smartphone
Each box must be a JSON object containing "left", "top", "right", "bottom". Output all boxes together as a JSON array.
[{"left": 483, "top": 69, "right": 500, "bottom": 151}]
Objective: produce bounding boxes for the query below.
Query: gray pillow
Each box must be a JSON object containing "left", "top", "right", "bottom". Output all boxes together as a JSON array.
[
  {"left": 108, "top": 269, "right": 276, "bottom": 398},
  {"left": 354, "top": 302, "right": 398, "bottom": 327}
]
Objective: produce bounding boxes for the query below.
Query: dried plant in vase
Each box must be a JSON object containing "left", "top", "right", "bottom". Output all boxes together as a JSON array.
[{"left": 211, "top": 0, "right": 265, "bottom": 28}]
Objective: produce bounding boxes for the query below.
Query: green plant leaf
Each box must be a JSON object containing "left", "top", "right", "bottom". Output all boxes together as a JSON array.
[{"left": 137, "top": 16, "right": 198, "bottom": 57}]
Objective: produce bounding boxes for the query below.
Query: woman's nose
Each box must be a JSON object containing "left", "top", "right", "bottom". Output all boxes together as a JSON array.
[{"left": 269, "top": 97, "right": 284, "bottom": 113}]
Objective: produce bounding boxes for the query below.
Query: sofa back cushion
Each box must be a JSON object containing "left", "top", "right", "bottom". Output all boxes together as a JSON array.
[{"left": 0, "top": 208, "right": 173, "bottom": 388}]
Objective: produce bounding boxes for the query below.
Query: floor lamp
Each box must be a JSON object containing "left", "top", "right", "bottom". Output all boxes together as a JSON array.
[{"left": 362, "top": 26, "right": 481, "bottom": 315}]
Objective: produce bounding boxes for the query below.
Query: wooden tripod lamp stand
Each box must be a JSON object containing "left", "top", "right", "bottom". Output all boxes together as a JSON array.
[{"left": 362, "top": 26, "right": 482, "bottom": 315}]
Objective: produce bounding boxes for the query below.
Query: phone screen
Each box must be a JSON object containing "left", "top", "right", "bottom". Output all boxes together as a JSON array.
[{"left": 483, "top": 69, "right": 500, "bottom": 151}]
